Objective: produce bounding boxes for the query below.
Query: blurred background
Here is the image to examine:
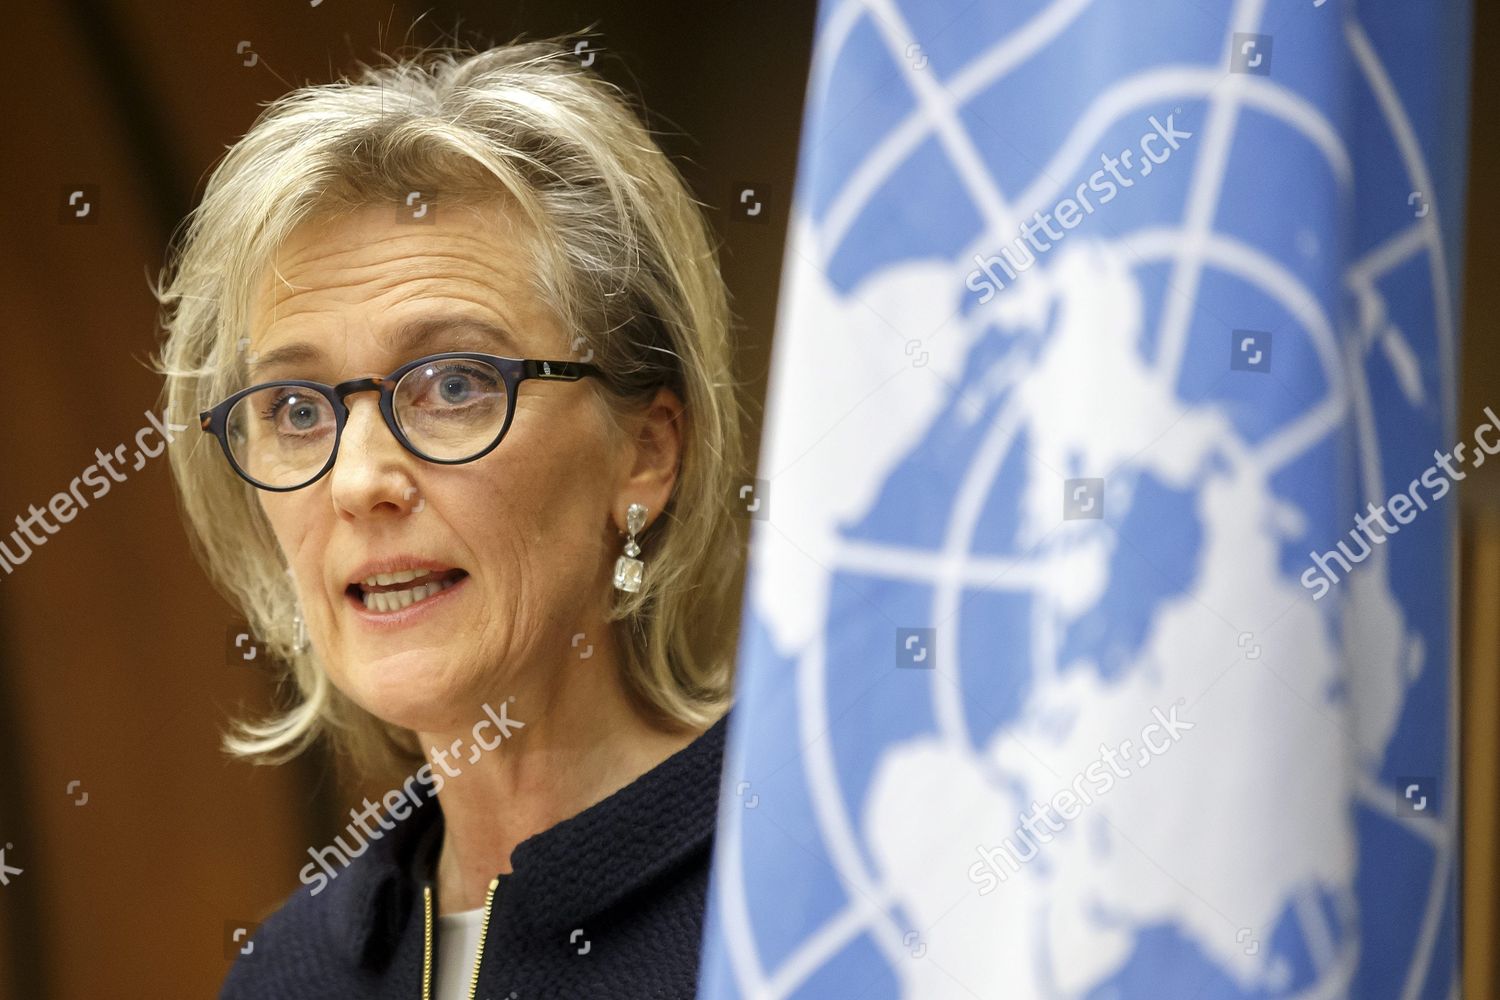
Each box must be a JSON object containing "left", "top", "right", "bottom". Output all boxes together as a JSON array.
[{"left": 0, "top": 1, "right": 1493, "bottom": 997}]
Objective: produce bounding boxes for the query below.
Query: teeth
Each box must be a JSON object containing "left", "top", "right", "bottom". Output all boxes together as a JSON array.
[
  {"left": 359, "top": 575, "right": 458, "bottom": 613},
  {"left": 363, "top": 569, "right": 430, "bottom": 587}
]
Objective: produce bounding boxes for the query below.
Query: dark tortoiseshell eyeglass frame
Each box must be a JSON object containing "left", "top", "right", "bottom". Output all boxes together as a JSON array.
[{"left": 199, "top": 352, "right": 602, "bottom": 492}]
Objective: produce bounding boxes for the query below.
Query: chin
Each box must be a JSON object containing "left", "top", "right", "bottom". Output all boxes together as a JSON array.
[{"left": 331, "top": 649, "right": 484, "bottom": 735}]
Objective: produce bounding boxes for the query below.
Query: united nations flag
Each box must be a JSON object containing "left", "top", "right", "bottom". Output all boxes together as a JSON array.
[{"left": 701, "top": 1, "right": 1472, "bottom": 997}]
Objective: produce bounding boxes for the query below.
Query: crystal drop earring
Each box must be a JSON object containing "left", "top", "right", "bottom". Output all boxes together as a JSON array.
[
  {"left": 612, "top": 502, "right": 648, "bottom": 593},
  {"left": 292, "top": 610, "right": 309, "bottom": 654}
]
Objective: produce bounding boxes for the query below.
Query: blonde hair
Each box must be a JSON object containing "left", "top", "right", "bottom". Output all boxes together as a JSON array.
[{"left": 152, "top": 39, "right": 747, "bottom": 780}]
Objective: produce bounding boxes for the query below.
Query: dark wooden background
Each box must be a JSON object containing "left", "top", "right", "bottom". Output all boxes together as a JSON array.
[{"left": 0, "top": 1, "right": 1492, "bottom": 997}]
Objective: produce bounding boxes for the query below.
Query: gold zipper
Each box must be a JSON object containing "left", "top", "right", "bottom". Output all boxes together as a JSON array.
[
  {"left": 420, "top": 876, "right": 500, "bottom": 999},
  {"left": 422, "top": 885, "right": 434, "bottom": 1000},
  {"left": 467, "top": 877, "right": 500, "bottom": 1000}
]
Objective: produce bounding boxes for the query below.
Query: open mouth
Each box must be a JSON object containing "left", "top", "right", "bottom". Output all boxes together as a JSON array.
[{"left": 346, "top": 568, "right": 469, "bottom": 613}]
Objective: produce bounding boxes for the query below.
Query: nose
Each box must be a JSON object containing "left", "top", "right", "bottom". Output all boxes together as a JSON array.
[{"left": 328, "top": 394, "right": 423, "bottom": 520}]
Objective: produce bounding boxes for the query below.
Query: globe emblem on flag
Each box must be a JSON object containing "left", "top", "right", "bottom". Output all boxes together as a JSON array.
[{"left": 709, "top": 4, "right": 1461, "bottom": 999}]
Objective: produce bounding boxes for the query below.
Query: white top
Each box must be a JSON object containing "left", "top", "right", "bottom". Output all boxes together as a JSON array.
[{"left": 435, "top": 907, "right": 485, "bottom": 999}]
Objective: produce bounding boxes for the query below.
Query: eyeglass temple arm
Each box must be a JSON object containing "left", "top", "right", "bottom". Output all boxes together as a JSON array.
[{"left": 524, "top": 359, "right": 599, "bottom": 381}]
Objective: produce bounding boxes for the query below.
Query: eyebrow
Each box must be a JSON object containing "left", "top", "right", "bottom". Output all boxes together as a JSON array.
[{"left": 246, "top": 316, "right": 521, "bottom": 378}]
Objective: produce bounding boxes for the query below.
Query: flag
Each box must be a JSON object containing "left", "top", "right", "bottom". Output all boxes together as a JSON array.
[{"left": 700, "top": 1, "right": 1472, "bottom": 997}]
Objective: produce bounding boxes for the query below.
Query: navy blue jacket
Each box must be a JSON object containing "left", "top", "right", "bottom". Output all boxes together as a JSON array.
[{"left": 221, "top": 714, "right": 729, "bottom": 999}]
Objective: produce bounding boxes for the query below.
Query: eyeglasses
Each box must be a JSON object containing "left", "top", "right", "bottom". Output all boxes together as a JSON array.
[{"left": 199, "top": 352, "right": 602, "bottom": 492}]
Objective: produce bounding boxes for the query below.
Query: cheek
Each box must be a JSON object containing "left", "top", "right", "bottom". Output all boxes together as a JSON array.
[
  {"left": 256, "top": 496, "right": 328, "bottom": 603},
  {"left": 457, "top": 437, "right": 615, "bottom": 619}
]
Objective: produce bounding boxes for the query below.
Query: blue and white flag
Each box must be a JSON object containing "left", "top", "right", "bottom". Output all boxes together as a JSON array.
[{"left": 701, "top": 1, "right": 1472, "bottom": 998}]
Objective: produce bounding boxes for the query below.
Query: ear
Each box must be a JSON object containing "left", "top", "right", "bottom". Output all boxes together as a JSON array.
[{"left": 613, "top": 387, "right": 684, "bottom": 533}]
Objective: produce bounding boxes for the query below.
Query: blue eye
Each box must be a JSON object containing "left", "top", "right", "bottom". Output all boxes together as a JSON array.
[
  {"left": 263, "top": 390, "right": 331, "bottom": 434},
  {"left": 439, "top": 372, "right": 478, "bottom": 404},
  {"left": 407, "top": 362, "right": 503, "bottom": 411}
]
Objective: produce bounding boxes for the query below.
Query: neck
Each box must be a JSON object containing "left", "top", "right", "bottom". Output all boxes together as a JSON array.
[{"left": 418, "top": 641, "right": 706, "bottom": 914}]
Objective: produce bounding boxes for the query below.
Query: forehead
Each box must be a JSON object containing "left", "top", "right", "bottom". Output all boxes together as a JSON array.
[{"left": 245, "top": 199, "right": 559, "bottom": 371}]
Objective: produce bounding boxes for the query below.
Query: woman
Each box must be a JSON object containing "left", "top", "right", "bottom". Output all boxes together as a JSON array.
[{"left": 154, "top": 40, "right": 747, "bottom": 999}]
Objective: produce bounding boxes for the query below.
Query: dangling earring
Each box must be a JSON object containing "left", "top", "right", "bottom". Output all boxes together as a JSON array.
[
  {"left": 292, "top": 610, "right": 309, "bottom": 654},
  {"left": 613, "top": 502, "right": 648, "bottom": 593},
  {"left": 285, "top": 564, "right": 309, "bottom": 654}
]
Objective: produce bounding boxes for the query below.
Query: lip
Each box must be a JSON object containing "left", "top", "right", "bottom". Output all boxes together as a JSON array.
[
  {"left": 341, "top": 556, "right": 469, "bottom": 631},
  {"left": 345, "top": 556, "right": 463, "bottom": 588},
  {"left": 343, "top": 572, "right": 470, "bottom": 630}
]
